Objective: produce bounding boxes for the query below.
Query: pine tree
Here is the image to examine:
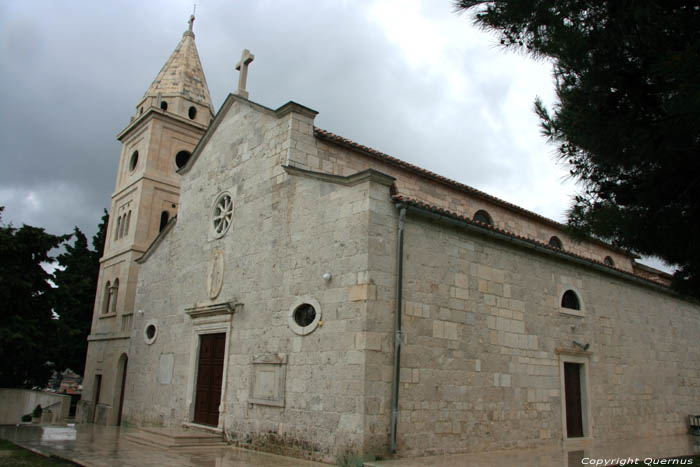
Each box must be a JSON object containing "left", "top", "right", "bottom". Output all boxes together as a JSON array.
[
  {"left": 0, "top": 207, "right": 68, "bottom": 388},
  {"left": 53, "top": 210, "right": 108, "bottom": 376},
  {"left": 455, "top": 1, "right": 700, "bottom": 295}
]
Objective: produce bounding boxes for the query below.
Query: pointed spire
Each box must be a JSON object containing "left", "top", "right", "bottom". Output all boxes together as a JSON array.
[{"left": 141, "top": 15, "right": 214, "bottom": 115}]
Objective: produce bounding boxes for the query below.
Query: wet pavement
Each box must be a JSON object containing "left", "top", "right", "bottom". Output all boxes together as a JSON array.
[
  {"left": 367, "top": 435, "right": 700, "bottom": 467},
  {"left": 1, "top": 423, "right": 699, "bottom": 467},
  {"left": 0, "top": 424, "right": 326, "bottom": 467}
]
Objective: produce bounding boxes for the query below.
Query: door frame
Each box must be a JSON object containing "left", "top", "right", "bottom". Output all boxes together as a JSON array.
[
  {"left": 558, "top": 352, "right": 592, "bottom": 442},
  {"left": 185, "top": 304, "right": 237, "bottom": 429}
]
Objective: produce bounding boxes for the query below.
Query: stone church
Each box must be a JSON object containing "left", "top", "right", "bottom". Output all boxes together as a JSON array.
[{"left": 78, "top": 16, "right": 700, "bottom": 462}]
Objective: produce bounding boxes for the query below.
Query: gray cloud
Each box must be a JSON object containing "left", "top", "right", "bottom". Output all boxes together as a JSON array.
[{"left": 0, "top": 0, "right": 575, "bottom": 244}]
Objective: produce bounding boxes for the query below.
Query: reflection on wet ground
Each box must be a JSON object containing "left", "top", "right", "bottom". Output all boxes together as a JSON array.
[
  {"left": 0, "top": 424, "right": 325, "bottom": 467},
  {"left": 1, "top": 424, "right": 699, "bottom": 467}
]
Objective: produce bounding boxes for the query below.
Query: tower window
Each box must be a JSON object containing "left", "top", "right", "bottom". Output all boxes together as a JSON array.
[
  {"left": 102, "top": 281, "right": 111, "bottom": 314},
  {"left": 159, "top": 211, "right": 170, "bottom": 232},
  {"left": 110, "top": 279, "right": 119, "bottom": 315},
  {"left": 114, "top": 216, "right": 122, "bottom": 240},
  {"left": 188, "top": 106, "right": 197, "bottom": 120},
  {"left": 549, "top": 236, "right": 563, "bottom": 249},
  {"left": 129, "top": 151, "right": 139, "bottom": 171},
  {"left": 175, "top": 150, "right": 191, "bottom": 169},
  {"left": 160, "top": 101, "right": 168, "bottom": 111},
  {"left": 473, "top": 210, "right": 493, "bottom": 226},
  {"left": 561, "top": 290, "right": 581, "bottom": 311}
]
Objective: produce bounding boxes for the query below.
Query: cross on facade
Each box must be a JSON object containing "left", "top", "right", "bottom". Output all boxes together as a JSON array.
[{"left": 235, "top": 49, "right": 255, "bottom": 99}]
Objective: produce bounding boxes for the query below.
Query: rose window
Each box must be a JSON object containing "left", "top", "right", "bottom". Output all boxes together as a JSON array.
[{"left": 212, "top": 193, "right": 233, "bottom": 237}]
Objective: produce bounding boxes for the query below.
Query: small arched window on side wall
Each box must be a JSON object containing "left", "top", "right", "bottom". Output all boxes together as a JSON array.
[
  {"left": 604, "top": 256, "right": 615, "bottom": 267},
  {"left": 110, "top": 279, "right": 119, "bottom": 315},
  {"left": 124, "top": 211, "right": 131, "bottom": 236},
  {"left": 159, "top": 211, "right": 170, "bottom": 232},
  {"left": 561, "top": 289, "right": 581, "bottom": 311},
  {"left": 188, "top": 106, "right": 197, "bottom": 120},
  {"left": 549, "top": 236, "right": 563, "bottom": 249},
  {"left": 102, "top": 281, "right": 111, "bottom": 314},
  {"left": 160, "top": 101, "right": 168, "bottom": 111},
  {"left": 473, "top": 210, "right": 493, "bottom": 226}
]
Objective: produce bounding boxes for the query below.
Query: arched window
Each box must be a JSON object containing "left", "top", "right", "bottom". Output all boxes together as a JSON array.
[
  {"left": 473, "top": 210, "right": 493, "bottom": 226},
  {"left": 604, "top": 256, "right": 615, "bottom": 267},
  {"left": 160, "top": 101, "right": 168, "bottom": 111},
  {"left": 175, "top": 150, "right": 191, "bottom": 169},
  {"left": 118, "top": 214, "right": 126, "bottom": 239},
  {"left": 188, "top": 106, "right": 197, "bottom": 120},
  {"left": 561, "top": 290, "right": 581, "bottom": 310},
  {"left": 102, "top": 281, "right": 111, "bottom": 314},
  {"left": 159, "top": 211, "right": 170, "bottom": 232},
  {"left": 110, "top": 279, "right": 119, "bottom": 315},
  {"left": 114, "top": 216, "right": 122, "bottom": 240},
  {"left": 549, "top": 236, "right": 563, "bottom": 249},
  {"left": 124, "top": 211, "right": 131, "bottom": 236}
]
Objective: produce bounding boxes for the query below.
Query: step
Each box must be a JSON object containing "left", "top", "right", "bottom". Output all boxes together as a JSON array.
[{"left": 125, "top": 426, "right": 228, "bottom": 449}]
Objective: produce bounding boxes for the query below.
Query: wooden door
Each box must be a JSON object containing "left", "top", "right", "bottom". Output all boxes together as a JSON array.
[
  {"left": 194, "top": 333, "right": 226, "bottom": 426},
  {"left": 564, "top": 362, "right": 584, "bottom": 438}
]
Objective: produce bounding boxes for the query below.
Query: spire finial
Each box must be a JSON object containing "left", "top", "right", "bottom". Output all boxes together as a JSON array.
[{"left": 188, "top": 14, "right": 195, "bottom": 33}]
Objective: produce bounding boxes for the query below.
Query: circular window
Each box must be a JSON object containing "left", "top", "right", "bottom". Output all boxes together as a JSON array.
[
  {"left": 175, "top": 150, "right": 191, "bottom": 169},
  {"left": 160, "top": 101, "right": 168, "bottom": 111},
  {"left": 294, "top": 304, "right": 316, "bottom": 327},
  {"left": 188, "top": 106, "right": 197, "bottom": 120},
  {"left": 288, "top": 297, "right": 322, "bottom": 335},
  {"left": 212, "top": 192, "right": 234, "bottom": 238},
  {"left": 129, "top": 151, "right": 139, "bottom": 171},
  {"left": 144, "top": 320, "right": 158, "bottom": 344}
]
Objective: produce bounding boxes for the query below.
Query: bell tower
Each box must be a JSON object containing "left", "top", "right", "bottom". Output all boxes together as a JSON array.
[{"left": 80, "top": 15, "right": 214, "bottom": 425}]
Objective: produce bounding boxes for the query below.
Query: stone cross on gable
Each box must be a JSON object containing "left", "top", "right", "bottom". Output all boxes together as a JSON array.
[{"left": 235, "top": 49, "right": 255, "bottom": 99}]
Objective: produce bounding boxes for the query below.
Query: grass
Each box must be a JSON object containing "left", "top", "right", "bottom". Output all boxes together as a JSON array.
[{"left": 0, "top": 439, "right": 76, "bottom": 467}]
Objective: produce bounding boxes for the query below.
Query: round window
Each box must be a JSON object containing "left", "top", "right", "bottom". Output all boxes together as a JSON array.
[
  {"left": 175, "top": 150, "right": 191, "bottom": 169},
  {"left": 294, "top": 304, "right": 316, "bottom": 327},
  {"left": 288, "top": 297, "right": 322, "bottom": 336},
  {"left": 144, "top": 320, "right": 158, "bottom": 344},
  {"left": 129, "top": 151, "right": 139, "bottom": 171},
  {"left": 212, "top": 192, "right": 234, "bottom": 238}
]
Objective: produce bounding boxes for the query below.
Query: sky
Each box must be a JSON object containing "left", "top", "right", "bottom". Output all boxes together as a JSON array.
[{"left": 0, "top": 1, "right": 669, "bottom": 270}]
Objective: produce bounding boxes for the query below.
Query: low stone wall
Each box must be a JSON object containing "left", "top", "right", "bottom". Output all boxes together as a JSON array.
[{"left": 0, "top": 389, "right": 70, "bottom": 425}]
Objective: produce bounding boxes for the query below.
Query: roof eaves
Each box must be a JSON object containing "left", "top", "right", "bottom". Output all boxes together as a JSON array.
[{"left": 393, "top": 194, "right": 677, "bottom": 294}]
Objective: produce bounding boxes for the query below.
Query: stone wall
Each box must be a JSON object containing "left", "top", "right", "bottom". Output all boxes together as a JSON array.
[
  {"left": 126, "top": 98, "right": 396, "bottom": 461},
  {"left": 387, "top": 209, "right": 700, "bottom": 457},
  {"left": 0, "top": 389, "right": 70, "bottom": 425}
]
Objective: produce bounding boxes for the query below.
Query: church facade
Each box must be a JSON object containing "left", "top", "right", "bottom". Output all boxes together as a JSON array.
[{"left": 78, "top": 18, "right": 700, "bottom": 462}]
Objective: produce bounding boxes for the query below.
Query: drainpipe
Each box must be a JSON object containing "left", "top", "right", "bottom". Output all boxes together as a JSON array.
[{"left": 390, "top": 204, "right": 406, "bottom": 453}]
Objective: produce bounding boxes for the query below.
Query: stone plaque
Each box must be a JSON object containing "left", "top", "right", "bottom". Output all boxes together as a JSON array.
[
  {"left": 249, "top": 353, "right": 286, "bottom": 407},
  {"left": 207, "top": 249, "right": 225, "bottom": 299},
  {"left": 157, "top": 353, "right": 174, "bottom": 384}
]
